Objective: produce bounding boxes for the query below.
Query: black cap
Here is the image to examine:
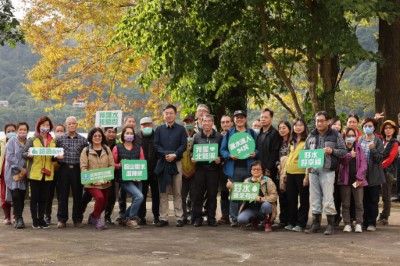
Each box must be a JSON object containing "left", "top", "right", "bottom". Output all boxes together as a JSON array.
[
  {"left": 233, "top": 110, "right": 247, "bottom": 117},
  {"left": 183, "top": 114, "right": 195, "bottom": 122}
]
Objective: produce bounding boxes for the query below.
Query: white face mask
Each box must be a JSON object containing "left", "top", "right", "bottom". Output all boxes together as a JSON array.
[
  {"left": 346, "top": 136, "right": 356, "bottom": 144},
  {"left": 253, "top": 128, "right": 260, "bottom": 134}
]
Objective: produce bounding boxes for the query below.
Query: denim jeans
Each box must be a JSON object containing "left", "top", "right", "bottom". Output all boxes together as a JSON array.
[
  {"left": 309, "top": 169, "right": 336, "bottom": 215},
  {"left": 237, "top": 202, "right": 273, "bottom": 224},
  {"left": 121, "top": 181, "right": 144, "bottom": 219}
]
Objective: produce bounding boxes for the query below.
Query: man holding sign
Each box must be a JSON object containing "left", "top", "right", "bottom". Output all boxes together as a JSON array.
[
  {"left": 190, "top": 114, "right": 223, "bottom": 227},
  {"left": 220, "top": 110, "right": 258, "bottom": 227},
  {"left": 304, "top": 111, "right": 346, "bottom": 235}
]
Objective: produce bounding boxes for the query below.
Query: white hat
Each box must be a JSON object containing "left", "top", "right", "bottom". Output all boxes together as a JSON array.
[{"left": 140, "top": 117, "right": 153, "bottom": 125}]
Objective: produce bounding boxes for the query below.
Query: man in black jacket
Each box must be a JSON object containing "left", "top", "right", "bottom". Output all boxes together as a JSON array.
[
  {"left": 191, "top": 114, "right": 223, "bottom": 227},
  {"left": 137, "top": 117, "right": 160, "bottom": 225}
]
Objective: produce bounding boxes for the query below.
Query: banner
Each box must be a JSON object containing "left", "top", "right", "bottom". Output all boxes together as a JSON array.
[{"left": 29, "top": 147, "right": 64, "bottom": 156}]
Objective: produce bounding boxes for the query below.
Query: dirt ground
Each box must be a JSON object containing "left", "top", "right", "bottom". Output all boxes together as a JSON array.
[{"left": 0, "top": 198, "right": 400, "bottom": 266}]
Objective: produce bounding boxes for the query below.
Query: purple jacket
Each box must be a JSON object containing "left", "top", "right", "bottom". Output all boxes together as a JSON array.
[{"left": 337, "top": 142, "right": 368, "bottom": 187}]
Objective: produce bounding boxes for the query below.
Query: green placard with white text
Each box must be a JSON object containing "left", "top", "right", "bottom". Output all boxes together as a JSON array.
[
  {"left": 228, "top": 132, "right": 255, "bottom": 159},
  {"left": 298, "top": 149, "right": 325, "bottom": 168},
  {"left": 122, "top": 160, "right": 148, "bottom": 181},
  {"left": 81, "top": 167, "right": 114, "bottom": 185},
  {"left": 192, "top": 143, "right": 218, "bottom": 162},
  {"left": 230, "top": 182, "right": 260, "bottom": 202}
]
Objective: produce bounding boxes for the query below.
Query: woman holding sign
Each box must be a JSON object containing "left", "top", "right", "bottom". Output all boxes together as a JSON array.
[
  {"left": 112, "top": 126, "right": 144, "bottom": 229},
  {"left": 80, "top": 127, "right": 114, "bottom": 230},
  {"left": 23, "top": 116, "right": 56, "bottom": 229},
  {"left": 236, "top": 161, "right": 277, "bottom": 232}
]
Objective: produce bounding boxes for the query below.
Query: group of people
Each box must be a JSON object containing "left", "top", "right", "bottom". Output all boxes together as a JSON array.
[{"left": 0, "top": 104, "right": 398, "bottom": 235}]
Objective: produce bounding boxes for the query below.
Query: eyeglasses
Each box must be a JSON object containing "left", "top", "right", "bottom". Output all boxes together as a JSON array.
[
  {"left": 316, "top": 119, "right": 327, "bottom": 124},
  {"left": 93, "top": 135, "right": 102, "bottom": 138},
  {"left": 251, "top": 168, "right": 262, "bottom": 171},
  {"left": 346, "top": 135, "right": 356, "bottom": 137},
  {"left": 384, "top": 127, "right": 394, "bottom": 130}
]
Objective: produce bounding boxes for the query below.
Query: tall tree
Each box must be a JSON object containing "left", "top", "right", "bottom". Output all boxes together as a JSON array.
[{"left": 376, "top": 0, "right": 400, "bottom": 122}]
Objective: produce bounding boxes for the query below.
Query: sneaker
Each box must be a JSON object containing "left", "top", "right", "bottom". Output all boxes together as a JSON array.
[
  {"left": 355, "top": 224, "right": 362, "bottom": 233},
  {"left": 74, "top": 222, "right": 84, "bottom": 228},
  {"left": 284, "top": 225, "right": 294, "bottom": 231},
  {"left": 40, "top": 222, "right": 49, "bottom": 229},
  {"left": 32, "top": 221, "right": 41, "bottom": 229},
  {"left": 176, "top": 220, "right": 184, "bottom": 227},
  {"left": 126, "top": 219, "right": 141, "bottom": 229},
  {"left": 217, "top": 215, "right": 230, "bottom": 225},
  {"left": 44, "top": 216, "right": 51, "bottom": 226},
  {"left": 367, "top": 225, "right": 376, "bottom": 232},
  {"left": 292, "top": 226, "right": 304, "bottom": 232},
  {"left": 57, "top": 221, "right": 66, "bottom": 228},
  {"left": 156, "top": 220, "right": 169, "bottom": 227},
  {"left": 4, "top": 218, "right": 11, "bottom": 225},
  {"left": 230, "top": 221, "right": 239, "bottom": 227},
  {"left": 265, "top": 223, "right": 272, "bottom": 233},
  {"left": 193, "top": 218, "right": 203, "bottom": 227},
  {"left": 95, "top": 219, "right": 106, "bottom": 230},
  {"left": 138, "top": 218, "right": 147, "bottom": 225},
  {"left": 377, "top": 218, "right": 388, "bottom": 225},
  {"left": 343, "top": 225, "right": 352, "bottom": 233},
  {"left": 15, "top": 218, "right": 25, "bottom": 229},
  {"left": 153, "top": 218, "right": 160, "bottom": 225},
  {"left": 104, "top": 216, "right": 114, "bottom": 225}
]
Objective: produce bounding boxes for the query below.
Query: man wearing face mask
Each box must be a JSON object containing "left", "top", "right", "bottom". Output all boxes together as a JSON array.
[
  {"left": 252, "top": 119, "right": 262, "bottom": 135},
  {"left": 0, "top": 123, "right": 17, "bottom": 225},
  {"left": 55, "top": 116, "right": 88, "bottom": 228},
  {"left": 136, "top": 117, "right": 160, "bottom": 225},
  {"left": 181, "top": 115, "right": 196, "bottom": 224}
]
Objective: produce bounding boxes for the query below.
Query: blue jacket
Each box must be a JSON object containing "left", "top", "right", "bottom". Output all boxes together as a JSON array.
[{"left": 220, "top": 127, "right": 258, "bottom": 179}]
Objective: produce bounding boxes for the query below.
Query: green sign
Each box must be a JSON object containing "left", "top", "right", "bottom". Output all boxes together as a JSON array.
[
  {"left": 122, "top": 160, "right": 148, "bottom": 181},
  {"left": 230, "top": 182, "right": 260, "bottom": 202},
  {"left": 228, "top": 132, "right": 255, "bottom": 159},
  {"left": 298, "top": 149, "right": 325, "bottom": 168},
  {"left": 95, "top": 110, "right": 122, "bottom": 127},
  {"left": 192, "top": 143, "right": 218, "bottom": 162},
  {"left": 81, "top": 167, "right": 114, "bottom": 185},
  {"left": 29, "top": 147, "right": 64, "bottom": 156}
]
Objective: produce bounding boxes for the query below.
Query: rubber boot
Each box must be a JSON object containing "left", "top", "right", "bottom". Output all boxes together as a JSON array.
[
  {"left": 305, "top": 214, "right": 321, "bottom": 234},
  {"left": 264, "top": 216, "right": 272, "bottom": 233},
  {"left": 324, "top": 215, "right": 335, "bottom": 235}
]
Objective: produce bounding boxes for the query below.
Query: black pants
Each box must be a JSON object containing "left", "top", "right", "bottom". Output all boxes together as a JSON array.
[
  {"left": 118, "top": 185, "right": 127, "bottom": 218},
  {"left": 181, "top": 175, "right": 192, "bottom": 220},
  {"left": 138, "top": 174, "right": 160, "bottom": 220},
  {"left": 81, "top": 189, "right": 92, "bottom": 215},
  {"left": 286, "top": 173, "right": 309, "bottom": 228},
  {"left": 56, "top": 164, "right": 83, "bottom": 223},
  {"left": 363, "top": 185, "right": 380, "bottom": 227},
  {"left": 30, "top": 177, "right": 51, "bottom": 223},
  {"left": 191, "top": 169, "right": 219, "bottom": 222},
  {"left": 45, "top": 172, "right": 59, "bottom": 219},
  {"left": 105, "top": 179, "right": 116, "bottom": 219},
  {"left": 11, "top": 189, "right": 26, "bottom": 219}
]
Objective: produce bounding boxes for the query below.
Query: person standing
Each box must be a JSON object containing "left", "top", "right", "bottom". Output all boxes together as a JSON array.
[
  {"left": 217, "top": 115, "right": 233, "bottom": 225},
  {"left": 220, "top": 110, "right": 257, "bottom": 227},
  {"left": 4, "top": 122, "right": 29, "bottom": 229},
  {"left": 191, "top": 114, "right": 222, "bottom": 227},
  {"left": 305, "top": 111, "right": 347, "bottom": 235},
  {"left": 377, "top": 120, "right": 399, "bottom": 225},
  {"left": 136, "top": 117, "right": 160, "bottom": 225},
  {"left": 0, "top": 123, "right": 16, "bottom": 225},
  {"left": 358, "top": 118, "right": 385, "bottom": 232},
  {"left": 23, "top": 116, "right": 56, "bottom": 229},
  {"left": 154, "top": 104, "right": 187, "bottom": 227},
  {"left": 80, "top": 127, "right": 114, "bottom": 230},
  {"left": 55, "top": 116, "right": 87, "bottom": 228}
]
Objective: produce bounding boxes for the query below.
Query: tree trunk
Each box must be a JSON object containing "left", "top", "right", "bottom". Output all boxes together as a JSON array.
[
  {"left": 306, "top": 53, "right": 320, "bottom": 112},
  {"left": 376, "top": 2, "right": 400, "bottom": 123},
  {"left": 319, "top": 55, "right": 339, "bottom": 118}
]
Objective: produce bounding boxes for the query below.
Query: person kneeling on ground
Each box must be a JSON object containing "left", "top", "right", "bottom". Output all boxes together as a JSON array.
[{"left": 232, "top": 160, "right": 277, "bottom": 232}]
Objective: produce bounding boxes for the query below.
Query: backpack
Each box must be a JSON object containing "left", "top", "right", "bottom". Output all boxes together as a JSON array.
[{"left": 86, "top": 144, "right": 109, "bottom": 157}]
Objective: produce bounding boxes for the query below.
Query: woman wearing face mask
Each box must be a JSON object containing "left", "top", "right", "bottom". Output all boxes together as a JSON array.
[
  {"left": 4, "top": 122, "right": 29, "bottom": 229},
  {"left": 282, "top": 118, "right": 309, "bottom": 232},
  {"left": 0, "top": 123, "right": 16, "bottom": 225},
  {"left": 338, "top": 128, "right": 368, "bottom": 233},
  {"left": 44, "top": 124, "right": 66, "bottom": 225},
  {"left": 112, "top": 126, "right": 144, "bottom": 228},
  {"left": 377, "top": 120, "right": 399, "bottom": 226},
  {"left": 358, "top": 118, "right": 385, "bottom": 232},
  {"left": 23, "top": 116, "right": 56, "bottom": 229}
]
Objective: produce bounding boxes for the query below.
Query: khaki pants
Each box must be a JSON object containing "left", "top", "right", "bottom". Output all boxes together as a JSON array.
[{"left": 159, "top": 161, "right": 183, "bottom": 221}]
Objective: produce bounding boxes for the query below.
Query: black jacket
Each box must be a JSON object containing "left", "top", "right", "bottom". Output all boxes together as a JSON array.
[
  {"left": 192, "top": 129, "right": 223, "bottom": 171},
  {"left": 256, "top": 126, "right": 280, "bottom": 179}
]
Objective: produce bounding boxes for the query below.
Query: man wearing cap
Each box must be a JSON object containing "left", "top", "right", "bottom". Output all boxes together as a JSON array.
[
  {"left": 136, "top": 117, "right": 160, "bottom": 225},
  {"left": 154, "top": 104, "right": 187, "bottom": 227},
  {"left": 181, "top": 114, "right": 196, "bottom": 224},
  {"left": 220, "top": 110, "right": 258, "bottom": 227}
]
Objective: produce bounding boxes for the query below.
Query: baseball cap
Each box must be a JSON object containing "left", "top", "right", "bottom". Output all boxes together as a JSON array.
[{"left": 140, "top": 117, "right": 153, "bottom": 125}]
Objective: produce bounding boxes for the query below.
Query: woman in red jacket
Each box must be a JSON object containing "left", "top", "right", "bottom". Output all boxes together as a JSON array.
[{"left": 378, "top": 120, "right": 399, "bottom": 225}]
